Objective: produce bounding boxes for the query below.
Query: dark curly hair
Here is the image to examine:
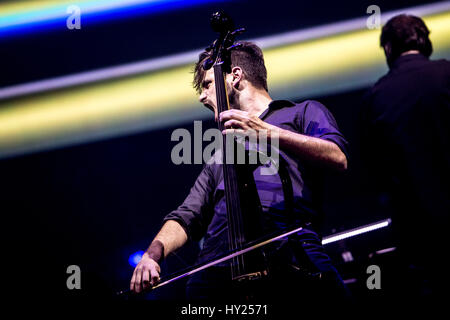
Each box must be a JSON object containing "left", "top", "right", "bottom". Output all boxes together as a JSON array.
[
  {"left": 380, "top": 14, "right": 433, "bottom": 65},
  {"left": 193, "top": 41, "right": 268, "bottom": 94}
]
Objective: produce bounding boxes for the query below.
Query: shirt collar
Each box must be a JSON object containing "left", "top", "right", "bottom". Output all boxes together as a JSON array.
[
  {"left": 259, "top": 100, "right": 296, "bottom": 119},
  {"left": 390, "top": 53, "right": 428, "bottom": 70}
]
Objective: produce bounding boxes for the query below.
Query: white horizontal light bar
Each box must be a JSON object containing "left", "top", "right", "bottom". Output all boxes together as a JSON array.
[
  {"left": 1, "top": 1, "right": 448, "bottom": 101},
  {"left": 343, "top": 278, "right": 357, "bottom": 284},
  {"left": 0, "top": 51, "right": 199, "bottom": 100},
  {"left": 322, "top": 218, "right": 392, "bottom": 245},
  {"left": 375, "top": 247, "right": 396, "bottom": 255},
  {"left": 255, "top": 1, "right": 450, "bottom": 49}
]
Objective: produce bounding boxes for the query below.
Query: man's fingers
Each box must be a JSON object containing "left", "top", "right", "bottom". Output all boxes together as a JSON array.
[
  {"left": 130, "top": 260, "right": 161, "bottom": 292},
  {"left": 224, "top": 119, "right": 243, "bottom": 129},
  {"left": 222, "top": 129, "right": 248, "bottom": 137},
  {"left": 150, "top": 269, "right": 161, "bottom": 286},
  {"left": 130, "top": 269, "right": 136, "bottom": 291},
  {"left": 220, "top": 109, "right": 246, "bottom": 122},
  {"left": 135, "top": 267, "right": 143, "bottom": 293},
  {"left": 142, "top": 267, "right": 151, "bottom": 290}
]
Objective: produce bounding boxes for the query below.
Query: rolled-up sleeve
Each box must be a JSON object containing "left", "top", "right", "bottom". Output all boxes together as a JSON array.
[{"left": 163, "top": 164, "right": 217, "bottom": 241}]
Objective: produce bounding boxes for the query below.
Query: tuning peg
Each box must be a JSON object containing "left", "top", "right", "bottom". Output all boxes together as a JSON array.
[
  {"left": 210, "top": 10, "right": 234, "bottom": 33},
  {"left": 202, "top": 58, "right": 214, "bottom": 70},
  {"left": 226, "top": 42, "right": 243, "bottom": 51},
  {"left": 205, "top": 40, "right": 217, "bottom": 52}
]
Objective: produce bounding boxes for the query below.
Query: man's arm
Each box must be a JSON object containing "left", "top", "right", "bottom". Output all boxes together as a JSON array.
[
  {"left": 130, "top": 164, "right": 217, "bottom": 293},
  {"left": 130, "top": 220, "right": 188, "bottom": 293},
  {"left": 274, "top": 126, "right": 347, "bottom": 172},
  {"left": 220, "top": 109, "right": 348, "bottom": 172}
]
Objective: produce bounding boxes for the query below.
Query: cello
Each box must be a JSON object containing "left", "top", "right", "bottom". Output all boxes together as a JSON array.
[
  {"left": 203, "top": 11, "right": 270, "bottom": 288},
  {"left": 117, "top": 11, "right": 304, "bottom": 299}
]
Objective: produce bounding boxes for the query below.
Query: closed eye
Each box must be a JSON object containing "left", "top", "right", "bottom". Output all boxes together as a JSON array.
[{"left": 202, "top": 80, "right": 212, "bottom": 89}]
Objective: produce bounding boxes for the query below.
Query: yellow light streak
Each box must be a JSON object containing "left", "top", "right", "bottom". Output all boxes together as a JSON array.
[
  {"left": 0, "top": 0, "right": 93, "bottom": 17},
  {"left": 0, "top": 11, "right": 449, "bottom": 158}
]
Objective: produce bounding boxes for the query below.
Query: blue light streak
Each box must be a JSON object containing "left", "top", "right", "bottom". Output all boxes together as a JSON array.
[
  {"left": 128, "top": 250, "right": 145, "bottom": 267},
  {"left": 0, "top": 0, "right": 228, "bottom": 38}
]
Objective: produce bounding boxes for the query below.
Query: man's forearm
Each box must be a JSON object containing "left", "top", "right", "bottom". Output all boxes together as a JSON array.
[
  {"left": 147, "top": 220, "right": 188, "bottom": 261},
  {"left": 271, "top": 125, "right": 347, "bottom": 172}
]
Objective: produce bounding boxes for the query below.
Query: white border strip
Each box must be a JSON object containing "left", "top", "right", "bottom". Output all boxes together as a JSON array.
[
  {"left": 322, "top": 218, "right": 391, "bottom": 245},
  {"left": 1, "top": 1, "right": 449, "bottom": 101}
]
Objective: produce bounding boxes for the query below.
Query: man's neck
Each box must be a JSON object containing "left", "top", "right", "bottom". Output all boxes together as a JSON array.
[
  {"left": 234, "top": 86, "right": 272, "bottom": 117},
  {"left": 401, "top": 50, "right": 420, "bottom": 56}
]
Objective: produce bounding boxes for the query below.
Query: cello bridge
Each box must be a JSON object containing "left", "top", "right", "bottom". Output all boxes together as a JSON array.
[{"left": 234, "top": 270, "right": 269, "bottom": 282}]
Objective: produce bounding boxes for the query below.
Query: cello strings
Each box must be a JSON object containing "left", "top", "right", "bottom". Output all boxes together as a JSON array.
[{"left": 214, "top": 64, "right": 243, "bottom": 278}]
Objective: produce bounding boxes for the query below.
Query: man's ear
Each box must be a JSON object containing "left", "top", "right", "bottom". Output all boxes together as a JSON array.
[
  {"left": 230, "top": 67, "right": 243, "bottom": 88},
  {"left": 383, "top": 44, "right": 391, "bottom": 58}
]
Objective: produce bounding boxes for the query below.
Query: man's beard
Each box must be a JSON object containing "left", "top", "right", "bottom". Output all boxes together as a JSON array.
[{"left": 226, "top": 82, "right": 239, "bottom": 109}]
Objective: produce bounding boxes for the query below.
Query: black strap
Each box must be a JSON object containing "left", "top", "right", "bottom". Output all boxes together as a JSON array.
[{"left": 277, "top": 155, "right": 295, "bottom": 225}]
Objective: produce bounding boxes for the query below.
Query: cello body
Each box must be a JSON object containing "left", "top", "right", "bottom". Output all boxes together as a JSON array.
[{"left": 205, "top": 13, "right": 271, "bottom": 291}]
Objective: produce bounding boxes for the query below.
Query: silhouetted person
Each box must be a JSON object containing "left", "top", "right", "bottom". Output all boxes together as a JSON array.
[{"left": 362, "top": 14, "right": 450, "bottom": 301}]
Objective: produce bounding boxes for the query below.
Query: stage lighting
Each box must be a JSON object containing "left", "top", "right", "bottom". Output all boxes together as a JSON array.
[{"left": 128, "top": 250, "right": 145, "bottom": 267}]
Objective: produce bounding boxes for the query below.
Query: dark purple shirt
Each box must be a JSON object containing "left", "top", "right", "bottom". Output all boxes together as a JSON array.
[{"left": 164, "top": 100, "right": 348, "bottom": 264}]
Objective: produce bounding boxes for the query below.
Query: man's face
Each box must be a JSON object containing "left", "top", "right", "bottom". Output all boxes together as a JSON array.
[{"left": 198, "top": 68, "right": 237, "bottom": 122}]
